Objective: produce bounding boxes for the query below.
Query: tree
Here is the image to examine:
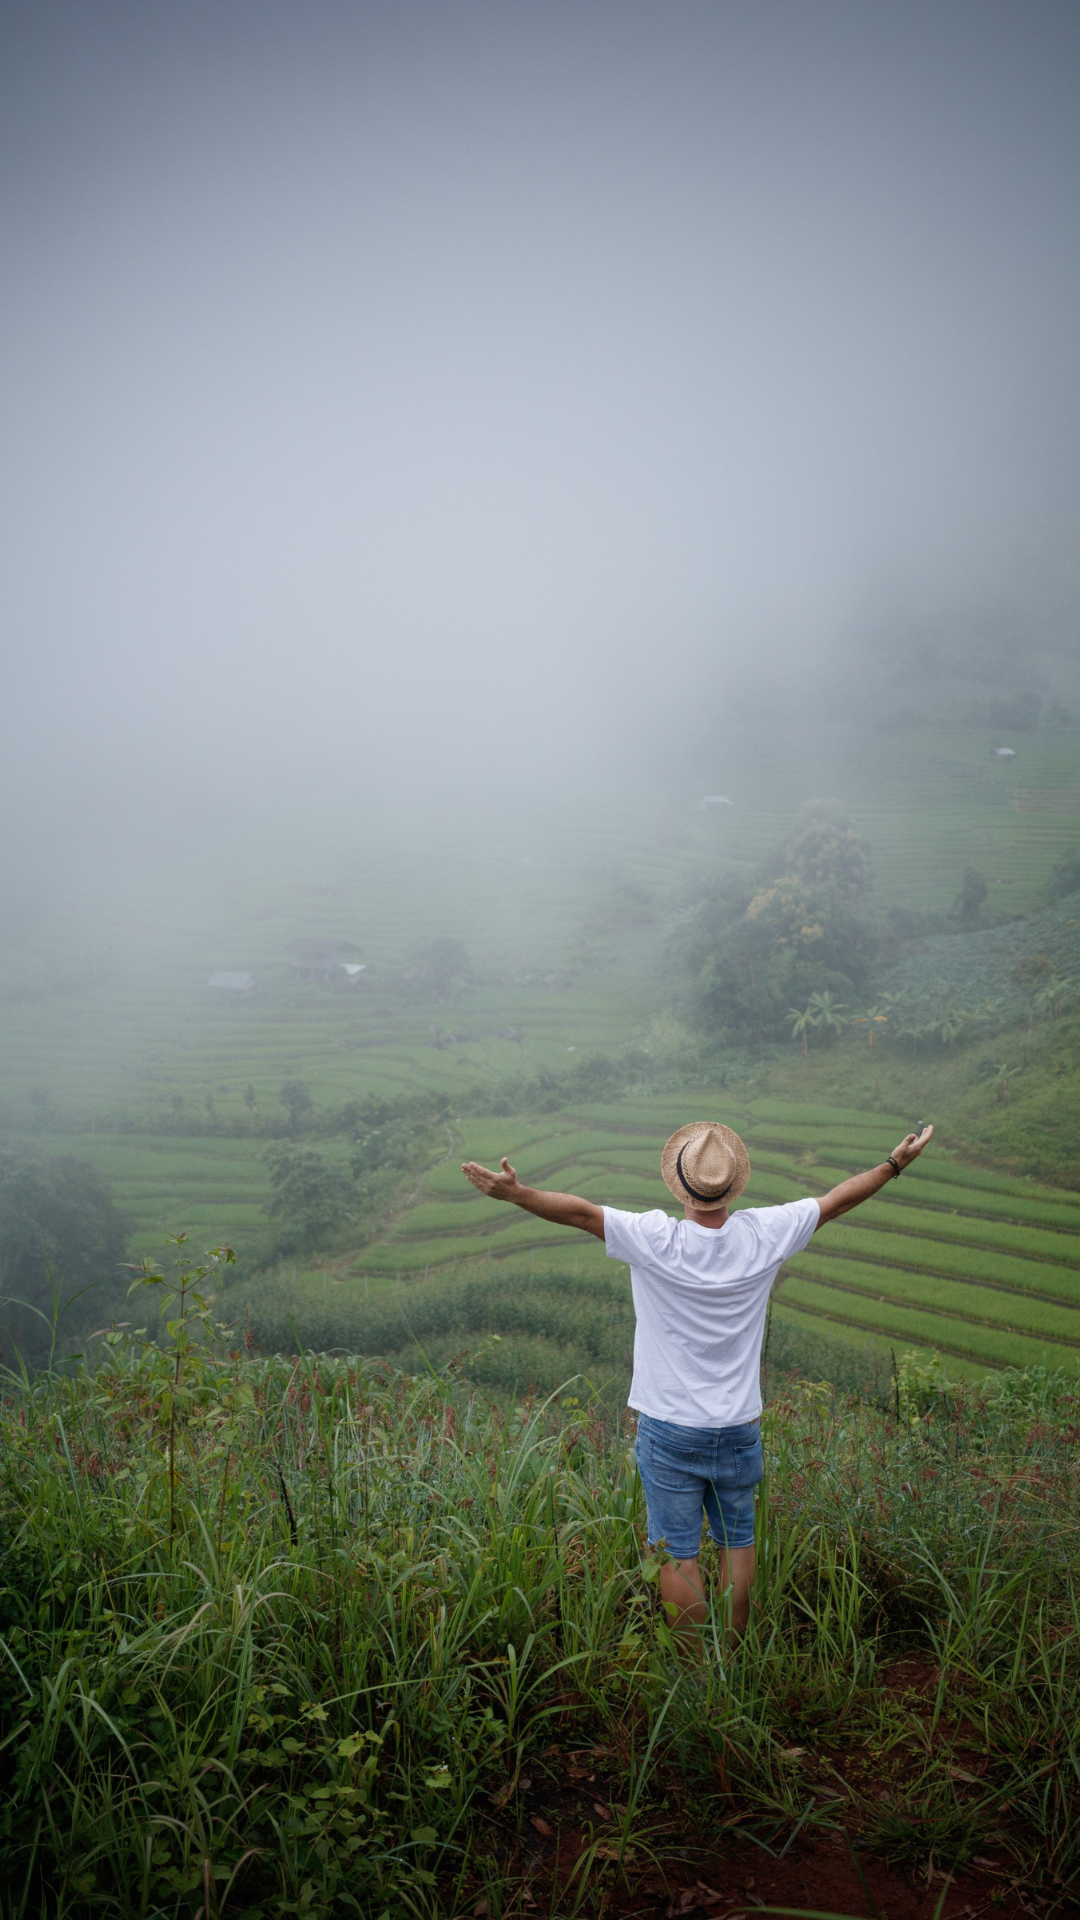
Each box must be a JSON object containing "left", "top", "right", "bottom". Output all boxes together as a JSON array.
[
  {"left": 280, "top": 1079, "right": 313, "bottom": 1135},
  {"left": 806, "top": 990, "right": 848, "bottom": 1043},
  {"left": 0, "top": 1152, "right": 130, "bottom": 1363},
  {"left": 781, "top": 814, "right": 872, "bottom": 898},
  {"left": 932, "top": 1003, "right": 973, "bottom": 1048},
  {"left": 787, "top": 1005, "right": 818, "bottom": 1055},
  {"left": 675, "top": 809, "right": 879, "bottom": 1045},
  {"left": 244, "top": 1084, "right": 256, "bottom": 1118},
  {"left": 851, "top": 1006, "right": 889, "bottom": 1047},
  {"left": 896, "top": 1020, "right": 928, "bottom": 1059},
  {"left": 263, "top": 1144, "right": 356, "bottom": 1253},
  {"left": 1048, "top": 852, "right": 1080, "bottom": 903},
  {"left": 1034, "top": 976, "right": 1074, "bottom": 1021},
  {"left": 955, "top": 867, "right": 988, "bottom": 930}
]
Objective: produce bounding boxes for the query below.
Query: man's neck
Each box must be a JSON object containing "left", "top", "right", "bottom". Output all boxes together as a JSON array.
[{"left": 684, "top": 1204, "right": 730, "bottom": 1230}]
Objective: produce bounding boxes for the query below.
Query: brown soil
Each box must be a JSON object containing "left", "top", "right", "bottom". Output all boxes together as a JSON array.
[
  {"left": 485, "top": 1819, "right": 1073, "bottom": 1920},
  {"left": 601, "top": 1828, "right": 1060, "bottom": 1920},
  {"left": 469, "top": 1735, "right": 1078, "bottom": 1920}
]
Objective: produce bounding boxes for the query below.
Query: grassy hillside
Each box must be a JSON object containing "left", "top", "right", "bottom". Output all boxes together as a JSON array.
[
  {"left": 1, "top": 1338, "right": 1078, "bottom": 1915},
  {"left": 754, "top": 998, "right": 1080, "bottom": 1188}
]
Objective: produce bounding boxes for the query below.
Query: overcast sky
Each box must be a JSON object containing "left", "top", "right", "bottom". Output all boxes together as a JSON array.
[{"left": 2, "top": 0, "right": 1078, "bottom": 861}]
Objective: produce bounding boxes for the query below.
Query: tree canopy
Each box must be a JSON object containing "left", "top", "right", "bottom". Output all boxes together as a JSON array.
[
  {"left": 0, "top": 1152, "right": 130, "bottom": 1363},
  {"left": 675, "top": 808, "right": 880, "bottom": 1043}
]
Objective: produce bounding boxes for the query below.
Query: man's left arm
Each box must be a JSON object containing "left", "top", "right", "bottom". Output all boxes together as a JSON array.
[
  {"left": 461, "top": 1156, "right": 606, "bottom": 1239},
  {"left": 815, "top": 1126, "right": 933, "bottom": 1228}
]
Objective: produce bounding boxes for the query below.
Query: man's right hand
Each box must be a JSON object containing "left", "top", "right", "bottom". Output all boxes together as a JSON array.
[
  {"left": 461, "top": 1156, "right": 606, "bottom": 1239},
  {"left": 462, "top": 1156, "right": 522, "bottom": 1202},
  {"left": 815, "top": 1124, "right": 935, "bottom": 1227},
  {"left": 890, "top": 1125, "right": 934, "bottom": 1169}
]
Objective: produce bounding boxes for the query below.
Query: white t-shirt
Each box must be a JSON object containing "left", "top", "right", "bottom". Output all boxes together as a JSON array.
[{"left": 603, "top": 1199, "right": 820, "bottom": 1428}]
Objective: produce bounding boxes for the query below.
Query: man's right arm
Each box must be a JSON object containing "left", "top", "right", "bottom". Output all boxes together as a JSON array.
[
  {"left": 461, "top": 1156, "right": 606, "bottom": 1239},
  {"left": 815, "top": 1126, "right": 933, "bottom": 1228}
]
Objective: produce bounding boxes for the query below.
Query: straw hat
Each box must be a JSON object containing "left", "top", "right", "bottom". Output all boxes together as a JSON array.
[{"left": 660, "top": 1121, "right": 750, "bottom": 1211}]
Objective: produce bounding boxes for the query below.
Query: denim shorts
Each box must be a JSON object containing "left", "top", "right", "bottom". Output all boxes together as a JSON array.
[{"left": 634, "top": 1413, "right": 764, "bottom": 1557}]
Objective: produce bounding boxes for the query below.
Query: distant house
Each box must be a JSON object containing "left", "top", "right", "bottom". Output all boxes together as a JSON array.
[
  {"left": 292, "top": 939, "right": 364, "bottom": 983},
  {"left": 208, "top": 971, "right": 255, "bottom": 993},
  {"left": 699, "top": 794, "right": 734, "bottom": 809},
  {"left": 993, "top": 746, "right": 1017, "bottom": 759}
]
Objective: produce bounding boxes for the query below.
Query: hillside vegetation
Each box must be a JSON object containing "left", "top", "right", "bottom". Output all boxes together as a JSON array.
[{"left": 1, "top": 1317, "right": 1079, "bottom": 1917}]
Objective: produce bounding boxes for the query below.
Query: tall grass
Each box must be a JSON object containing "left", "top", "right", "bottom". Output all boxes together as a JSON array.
[{"left": 2, "top": 1322, "right": 1080, "bottom": 1916}]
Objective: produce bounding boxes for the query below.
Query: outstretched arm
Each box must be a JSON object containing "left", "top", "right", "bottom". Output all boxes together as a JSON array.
[
  {"left": 815, "top": 1126, "right": 934, "bottom": 1228},
  {"left": 461, "top": 1157, "right": 606, "bottom": 1239}
]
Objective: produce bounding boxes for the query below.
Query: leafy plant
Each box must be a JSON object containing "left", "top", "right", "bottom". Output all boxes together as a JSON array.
[
  {"left": 954, "top": 865, "right": 987, "bottom": 930},
  {"left": 1034, "top": 974, "right": 1074, "bottom": 1020},
  {"left": 989, "top": 1062, "right": 1023, "bottom": 1104},
  {"left": 263, "top": 1143, "right": 360, "bottom": 1254},
  {"left": 850, "top": 1005, "right": 890, "bottom": 1046},
  {"left": 280, "top": 1077, "right": 314, "bottom": 1134},
  {"left": 933, "top": 1002, "right": 973, "bottom": 1048},
  {"left": 1047, "top": 850, "right": 1080, "bottom": 902},
  {"left": 130, "top": 1233, "right": 236, "bottom": 1539}
]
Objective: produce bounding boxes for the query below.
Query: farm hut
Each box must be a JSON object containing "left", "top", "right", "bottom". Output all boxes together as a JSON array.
[
  {"left": 698, "top": 794, "right": 734, "bottom": 809},
  {"left": 208, "top": 971, "right": 255, "bottom": 993},
  {"left": 992, "top": 746, "right": 1017, "bottom": 759},
  {"left": 292, "top": 939, "right": 363, "bottom": 983}
]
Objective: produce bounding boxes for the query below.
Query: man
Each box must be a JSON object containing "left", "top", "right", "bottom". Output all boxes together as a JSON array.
[{"left": 462, "top": 1117, "right": 933, "bottom": 1648}]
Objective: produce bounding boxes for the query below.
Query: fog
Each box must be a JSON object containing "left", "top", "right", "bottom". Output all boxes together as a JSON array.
[{"left": 2, "top": 0, "right": 1079, "bottom": 907}]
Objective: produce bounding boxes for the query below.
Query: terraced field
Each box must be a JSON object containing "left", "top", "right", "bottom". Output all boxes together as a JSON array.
[
  {"left": 43, "top": 1134, "right": 272, "bottom": 1260},
  {"left": 347, "top": 1095, "right": 1080, "bottom": 1378},
  {"left": 56, "top": 1094, "right": 1080, "bottom": 1378}
]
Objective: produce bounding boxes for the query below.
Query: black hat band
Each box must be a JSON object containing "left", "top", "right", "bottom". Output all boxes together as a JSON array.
[{"left": 676, "top": 1141, "right": 736, "bottom": 1206}]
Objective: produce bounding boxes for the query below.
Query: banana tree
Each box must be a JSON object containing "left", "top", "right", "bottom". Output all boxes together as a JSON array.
[
  {"left": 936, "top": 1004, "right": 973, "bottom": 1048},
  {"left": 1035, "top": 975, "right": 1074, "bottom": 1020},
  {"left": 787, "top": 1005, "right": 818, "bottom": 1055},
  {"left": 851, "top": 1006, "right": 889, "bottom": 1047},
  {"left": 806, "top": 990, "right": 848, "bottom": 1043}
]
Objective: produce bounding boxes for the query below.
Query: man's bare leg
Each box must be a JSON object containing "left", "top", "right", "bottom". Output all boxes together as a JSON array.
[
  {"left": 658, "top": 1547, "right": 755, "bottom": 1652},
  {"left": 717, "top": 1545, "right": 755, "bottom": 1638}
]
